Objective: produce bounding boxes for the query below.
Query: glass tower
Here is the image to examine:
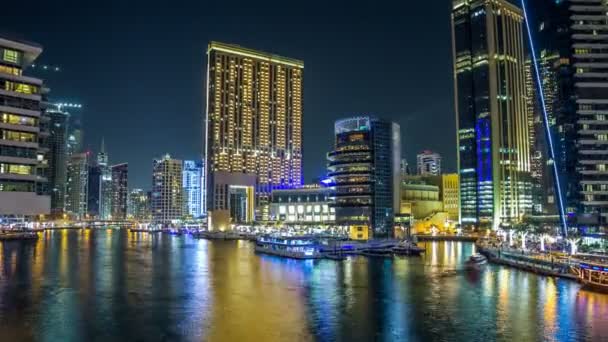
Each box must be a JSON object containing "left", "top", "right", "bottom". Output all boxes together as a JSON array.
[
  {"left": 205, "top": 42, "right": 303, "bottom": 219},
  {"left": 183, "top": 160, "right": 205, "bottom": 218},
  {"left": 327, "top": 117, "right": 401, "bottom": 239},
  {"left": 452, "top": 0, "right": 533, "bottom": 228}
]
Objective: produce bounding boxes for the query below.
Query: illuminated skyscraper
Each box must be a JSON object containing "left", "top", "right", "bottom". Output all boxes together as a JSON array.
[
  {"left": 128, "top": 188, "right": 150, "bottom": 220},
  {"left": 327, "top": 116, "right": 401, "bottom": 239},
  {"left": 183, "top": 160, "right": 204, "bottom": 218},
  {"left": 571, "top": 0, "right": 608, "bottom": 227},
  {"left": 65, "top": 152, "right": 88, "bottom": 219},
  {"left": 111, "top": 163, "right": 128, "bottom": 219},
  {"left": 0, "top": 35, "right": 50, "bottom": 219},
  {"left": 451, "top": 0, "right": 532, "bottom": 228},
  {"left": 46, "top": 106, "right": 69, "bottom": 217},
  {"left": 416, "top": 150, "right": 441, "bottom": 176},
  {"left": 205, "top": 41, "right": 303, "bottom": 219},
  {"left": 152, "top": 155, "right": 183, "bottom": 224}
]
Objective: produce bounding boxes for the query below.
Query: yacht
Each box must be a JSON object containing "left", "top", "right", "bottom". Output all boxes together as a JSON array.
[
  {"left": 255, "top": 235, "right": 322, "bottom": 259},
  {"left": 465, "top": 253, "right": 487, "bottom": 268}
]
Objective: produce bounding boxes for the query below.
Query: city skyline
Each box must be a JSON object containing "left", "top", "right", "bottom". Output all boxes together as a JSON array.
[{"left": 0, "top": 1, "right": 455, "bottom": 189}]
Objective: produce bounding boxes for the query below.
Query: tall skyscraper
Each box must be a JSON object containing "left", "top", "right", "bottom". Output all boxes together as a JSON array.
[
  {"left": 128, "top": 188, "right": 150, "bottom": 220},
  {"left": 327, "top": 116, "right": 401, "bottom": 239},
  {"left": 111, "top": 163, "right": 128, "bottom": 220},
  {"left": 98, "top": 139, "right": 112, "bottom": 219},
  {"left": 183, "top": 160, "right": 205, "bottom": 218},
  {"left": 205, "top": 41, "right": 303, "bottom": 219},
  {"left": 571, "top": 0, "right": 608, "bottom": 227},
  {"left": 46, "top": 106, "right": 69, "bottom": 217},
  {"left": 65, "top": 152, "right": 88, "bottom": 219},
  {"left": 451, "top": 0, "right": 532, "bottom": 228},
  {"left": 416, "top": 150, "right": 441, "bottom": 176},
  {"left": 152, "top": 155, "right": 183, "bottom": 224},
  {"left": 0, "top": 35, "right": 50, "bottom": 219}
]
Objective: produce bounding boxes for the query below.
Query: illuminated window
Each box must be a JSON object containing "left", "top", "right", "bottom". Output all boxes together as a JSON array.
[
  {"left": 2, "top": 130, "right": 36, "bottom": 142},
  {"left": 0, "top": 65, "right": 20, "bottom": 75},
  {"left": 0, "top": 163, "right": 33, "bottom": 175},
  {"left": 3, "top": 49, "right": 20, "bottom": 64},
  {"left": 1, "top": 113, "right": 37, "bottom": 126}
]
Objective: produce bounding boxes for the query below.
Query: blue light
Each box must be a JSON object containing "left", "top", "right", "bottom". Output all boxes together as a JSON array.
[{"left": 521, "top": 0, "right": 568, "bottom": 237}]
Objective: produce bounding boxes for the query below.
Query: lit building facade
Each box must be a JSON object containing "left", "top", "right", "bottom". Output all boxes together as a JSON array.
[
  {"left": 65, "top": 152, "right": 88, "bottom": 219},
  {"left": 128, "top": 188, "right": 150, "bottom": 220},
  {"left": 0, "top": 35, "right": 50, "bottom": 218},
  {"left": 442, "top": 173, "right": 460, "bottom": 221},
  {"left": 87, "top": 140, "right": 112, "bottom": 219},
  {"left": 269, "top": 185, "right": 334, "bottom": 224},
  {"left": 208, "top": 171, "right": 256, "bottom": 229},
  {"left": 416, "top": 150, "right": 441, "bottom": 176},
  {"left": 152, "top": 155, "right": 183, "bottom": 224},
  {"left": 205, "top": 41, "right": 303, "bottom": 220},
  {"left": 327, "top": 116, "right": 401, "bottom": 239},
  {"left": 183, "top": 159, "right": 205, "bottom": 218},
  {"left": 111, "top": 163, "right": 128, "bottom": 220},
  {"left": 46, "top": 106, "right": 68, "bottom": 217},
  {"left": 452, "top": 0, "right": 533, "bottom": 228},
  {"left": 572, "top": 0, "right": 608, "bottom": 227}
]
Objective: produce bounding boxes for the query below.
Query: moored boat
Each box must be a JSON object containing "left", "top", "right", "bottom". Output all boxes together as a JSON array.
[
  {"left": 0, "top": 231, "right": 39, "bottom": 241},
  {"left": 255, "top": 235, "right": 322, "bottom": 259},
  {"left": 575, "top": 261, "right": 608, "bottom": 293},
  {"left": 393, "top": 241, "right": 425, "bottom": 256}
]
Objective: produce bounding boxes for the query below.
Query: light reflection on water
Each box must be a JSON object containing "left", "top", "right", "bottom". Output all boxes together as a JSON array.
[{"left": 0, "top": 231, "right": 605, "bottom": 341}]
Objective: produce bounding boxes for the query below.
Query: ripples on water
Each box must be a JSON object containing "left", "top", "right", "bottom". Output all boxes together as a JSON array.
[{"left": 0, "top": 229, "right": 606, "bottom": 341}]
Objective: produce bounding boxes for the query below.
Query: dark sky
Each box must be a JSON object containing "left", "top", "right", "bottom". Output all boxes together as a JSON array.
[{"left": 4, "top": 0, "right": 455, "bottom": 189}]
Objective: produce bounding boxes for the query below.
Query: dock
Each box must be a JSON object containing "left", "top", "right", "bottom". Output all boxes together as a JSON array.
[{"left": 478, "top": 246, "right": 578, "bottom": 281}]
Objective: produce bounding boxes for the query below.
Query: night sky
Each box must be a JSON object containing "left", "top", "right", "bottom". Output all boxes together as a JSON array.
[{"left": 3, "top": 1, "right": 455, "bottom": 189}]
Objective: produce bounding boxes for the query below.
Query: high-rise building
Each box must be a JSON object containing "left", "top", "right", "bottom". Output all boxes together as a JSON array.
[
  {"left": 183, "top": 160, "right": 205, "bottom": 218},
  {"left": 46, "top": 106, "right": 69, "bottom": 217},
  {"left": 66, "top": 106, "right": 83, "bottom": 156},
  {"left": 152, "top": 155, "right": 183, "bottom": 224},
  {"left": 111, "top": 163, "right": 128, "bottom": 220},
  {"left": 524, "top": 53, "right": 560, "bottom": 215},
  {"left": 327, "top": 116, "right": 401, "bottom": 239},
  {"left": 0, "top": 35, "right": 50, "bottom": 219},
  {"left": 65, "top": 152, "right": 88, "bottom": 219},
  {"left": 416, "top": 150, "right": 441, "bottom": 176},
  {"left": 205, "top": 41, "right": 304, "bottom": 220},
  {"left": 452, "top": 0, "right": 533, "bottom": 228},
  {"left": 86, "top": 139, "right": 112, "bottom": 219},
  {"left": 571, "top": 0, "right": 608, "bottom": 228},
  {"left": 128, "top": 188, "right": 149, "bottom": 220}
]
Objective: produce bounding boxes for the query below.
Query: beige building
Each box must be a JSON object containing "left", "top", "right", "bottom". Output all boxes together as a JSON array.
[
  {"left": 208, "top": 171, "right": 256, "bottom": 231},
  {"left": 441, "top": 173, "right": 459, "bottom": 221},
  {"left": 205, "top": 42, "right": 303, "bottom": 219},
  {"left": 152, "top": 155, "right": 183, "bottom": 224}
]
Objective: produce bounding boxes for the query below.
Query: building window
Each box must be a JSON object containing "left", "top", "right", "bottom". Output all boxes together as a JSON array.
[
  {"left": 0, "top": 65, "right": 20, "bottom": 76},
  {"left": 3, "top": 49, "right": 20, "bottom": 64}
]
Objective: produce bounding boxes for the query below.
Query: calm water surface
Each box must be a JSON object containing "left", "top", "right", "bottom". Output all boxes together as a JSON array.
[{"left": 0, "top": 229, "right": 606, "bottom": 341}]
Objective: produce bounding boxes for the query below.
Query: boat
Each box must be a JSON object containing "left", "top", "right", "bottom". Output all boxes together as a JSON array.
[
  {"left": 360, "top": 248, "right": 394, "bottom": 258},
  {"left": 465, "top": 253, "right": 487, "bottom": 268},
  {"left": 255, "top": 235, "right": 322, "bottom": 259},
  {"left": 192, "top": 231, "right": 241, "bottom": 240},
  {"left": 575, "top": 261, "right": 608, "bottom": 293},
  {"left": 393, "top": 241, "right": 425, "bottom": 256},
  {"left": 0, "top": 231, "right": 39, "bottom": 241}
]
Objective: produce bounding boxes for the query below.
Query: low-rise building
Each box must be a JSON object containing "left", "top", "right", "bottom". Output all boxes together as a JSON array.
[{"left": 269, "top": 185, "right": 334, "bottom": 224}]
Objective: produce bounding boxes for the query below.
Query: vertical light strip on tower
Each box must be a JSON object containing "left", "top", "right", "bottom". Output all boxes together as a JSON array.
[{"left": 521, "top": 0, "right": 568, "bottom": 237}]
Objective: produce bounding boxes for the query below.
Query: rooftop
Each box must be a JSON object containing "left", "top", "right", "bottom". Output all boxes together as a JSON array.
[{"left": 208, "top": 41, "right": 304, "bottom": 68}]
